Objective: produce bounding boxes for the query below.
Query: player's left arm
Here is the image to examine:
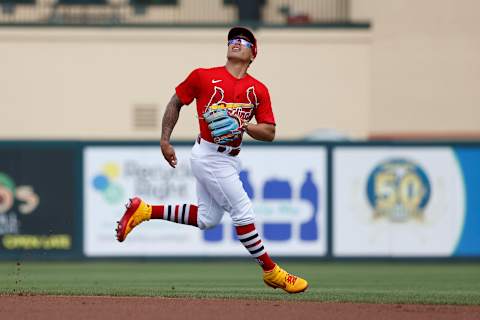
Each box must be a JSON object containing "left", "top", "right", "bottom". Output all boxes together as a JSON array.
[
  {"left": 244, "top": 123, "right": 275, "bottom": 142},
  {"left": 247, "top": 83, "right": 276, "bottom": 142}
]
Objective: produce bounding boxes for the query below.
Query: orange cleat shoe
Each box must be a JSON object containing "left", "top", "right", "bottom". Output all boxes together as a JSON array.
[
  {"left": 263, "top": 264, "right": 309, "bottom": 294},
  {"left": 115, "top": 197, "right": 152, "bottom": 242}
]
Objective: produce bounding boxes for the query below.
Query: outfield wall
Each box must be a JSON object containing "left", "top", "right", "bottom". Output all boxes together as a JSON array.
[{"left": 0, "top": 141, "right": 479, "bottom": 259}]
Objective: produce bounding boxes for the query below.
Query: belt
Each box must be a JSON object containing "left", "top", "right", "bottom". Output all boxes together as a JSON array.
[{"left": 196, "top": 136, "right": 241, "bottom": 157}]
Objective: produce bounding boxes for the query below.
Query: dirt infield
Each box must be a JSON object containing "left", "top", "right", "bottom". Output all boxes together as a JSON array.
[{"left": 1, "top": 295, "right": 480, "bottom": 320}]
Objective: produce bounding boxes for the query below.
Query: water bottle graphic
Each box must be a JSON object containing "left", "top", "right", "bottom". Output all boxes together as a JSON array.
[
  {"left": 263, "top": 179, "right": 292, "bottom": 241},
  {"left": 300, "top": 171, "right": 319, "bottom": 240},
  {"left": 204, "top": 169, "right": 319, "bottom": 243}
]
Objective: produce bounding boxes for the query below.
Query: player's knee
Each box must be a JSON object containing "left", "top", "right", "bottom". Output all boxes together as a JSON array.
[
  {"left": 198, "top": 222, "right": 216, "bottom": 230},
  {"left": 197, "top": 215, "right": 222, "bottom": 230}
]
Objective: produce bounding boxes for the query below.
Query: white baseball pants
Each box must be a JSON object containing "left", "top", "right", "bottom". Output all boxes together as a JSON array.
[{"left": 190, "top": 138, "right": 255, "bottom": 229}]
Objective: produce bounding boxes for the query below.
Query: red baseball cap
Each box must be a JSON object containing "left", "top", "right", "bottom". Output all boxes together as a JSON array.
[{"left": 228, "top": 26, "right": 257, "bottom": 58}]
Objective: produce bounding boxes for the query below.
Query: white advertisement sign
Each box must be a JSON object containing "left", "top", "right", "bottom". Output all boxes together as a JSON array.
[
  {"left": 333, "top": 147, "right": 465, "bottom": 257},
  {"left": 84, "top": 145, "right": 326, "bottom": 257}
]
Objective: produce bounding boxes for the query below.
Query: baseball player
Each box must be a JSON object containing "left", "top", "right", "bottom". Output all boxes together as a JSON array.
[{"left": 115, "top": 27, "right": 308, "bottom": 293}]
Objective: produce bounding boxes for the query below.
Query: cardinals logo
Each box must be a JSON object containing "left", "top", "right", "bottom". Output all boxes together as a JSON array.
[{"left": 205, "top": 86, "right": 257, "bottom": 122}]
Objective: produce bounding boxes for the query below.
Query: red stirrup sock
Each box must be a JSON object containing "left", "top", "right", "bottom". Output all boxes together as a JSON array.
[
  {"left": 151, "top": 204, "right": 198, "bottom": 227},
  {"left": 236, "top": 224, "right": 276, "bottom": 271}
]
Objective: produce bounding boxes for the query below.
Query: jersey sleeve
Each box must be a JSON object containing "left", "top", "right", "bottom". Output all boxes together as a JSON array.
[
  {"left": 175, "top": 69, "right": 201, "bottom": 105},
  {"left": 254, "top": 84, "right": 276, "bottom": 125}
]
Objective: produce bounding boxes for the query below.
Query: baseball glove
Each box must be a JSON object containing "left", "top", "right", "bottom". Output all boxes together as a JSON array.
[{"left": 203, "top": 109, "right": 245, "bottom": 145}]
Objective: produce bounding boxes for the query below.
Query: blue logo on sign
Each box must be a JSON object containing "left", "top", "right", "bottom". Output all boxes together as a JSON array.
[
  {"left": 204, "top": 170, "right": 319, "bottom": 242},
  {"left": 367, "top": 159, "right": 431, "bottom": 222}
]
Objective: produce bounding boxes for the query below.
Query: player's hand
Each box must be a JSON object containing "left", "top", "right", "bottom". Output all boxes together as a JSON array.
[{"left": 160, "top": 140, "right": 177, "bottom": 168}]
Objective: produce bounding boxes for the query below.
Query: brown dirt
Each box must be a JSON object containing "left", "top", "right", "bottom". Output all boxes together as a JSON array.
[{"left": 1, "top": 295, "right": 480, "bottom": 320}]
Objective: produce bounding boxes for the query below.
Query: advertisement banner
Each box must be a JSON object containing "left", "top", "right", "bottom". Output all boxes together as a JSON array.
[
  {"left": 0, "top": 147, "right": 78, "bottom": 256},
  {"left": 451, "top": 147, "right": 480, "bottom": 256},
  {"left": 84, "top": 145, "right": 327, "bottom": 257},
  {"left": 333, "top": 147, "right": 467, "bottom": 257}
]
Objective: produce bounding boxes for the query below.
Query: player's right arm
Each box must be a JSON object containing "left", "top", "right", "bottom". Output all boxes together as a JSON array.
[
  {"left": 161, "top": 68, "right": 201, "bottom": 167},
  {"left": 160, "top": 93, "right": 184, "bottom": 168}
]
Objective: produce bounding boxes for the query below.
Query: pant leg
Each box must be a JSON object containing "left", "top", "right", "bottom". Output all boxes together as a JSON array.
[
  {"left": 190, "top": 154, "right": 254, "bottom": 227},
  {"left": 195, "top": 178, "right": 225, "bottom": 230}
]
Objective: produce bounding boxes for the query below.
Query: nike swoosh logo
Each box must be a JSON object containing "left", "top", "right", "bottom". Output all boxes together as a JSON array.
[{"left": 212, "top": 79, "right": 222, "bottom": 83}]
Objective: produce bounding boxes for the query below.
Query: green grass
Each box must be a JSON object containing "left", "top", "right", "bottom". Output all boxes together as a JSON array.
[{"left": 1, "top": 261, "right": 480, "bottom": 305}]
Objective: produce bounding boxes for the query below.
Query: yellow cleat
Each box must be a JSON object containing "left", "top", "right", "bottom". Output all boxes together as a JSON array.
[
  {"left": 263, "top": 264, "right": 309, "bottom": 294},
  {"left": 115, "top": 197, "right": 152, "bottom": 242}
]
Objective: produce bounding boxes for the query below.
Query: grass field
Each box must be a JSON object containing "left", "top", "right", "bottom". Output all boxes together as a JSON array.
[{"left": 1, "top": 261, "right": 479, "bottom": 305}]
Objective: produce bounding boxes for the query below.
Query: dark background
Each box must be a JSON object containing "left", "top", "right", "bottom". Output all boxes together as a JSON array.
[{"left": 0, "top": 147, "right": 78, "bottom": 256}]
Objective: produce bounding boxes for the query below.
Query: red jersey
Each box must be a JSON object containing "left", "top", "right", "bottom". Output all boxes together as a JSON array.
[{"left": 175, "top": 66, "right": 275, "bottom": 147}]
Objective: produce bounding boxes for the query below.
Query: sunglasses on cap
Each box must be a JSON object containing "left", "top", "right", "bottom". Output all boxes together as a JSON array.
[{"left": 227, "top": 38, "right": 254, "bottom": 49}]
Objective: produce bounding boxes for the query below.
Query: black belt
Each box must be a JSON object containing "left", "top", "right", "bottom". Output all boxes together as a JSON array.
[
  {"left": 196, "top": 136, "right": 240, "bottom": 157},
  {"left": 217, "top": 146, "right": 240, "bottom": 156}
]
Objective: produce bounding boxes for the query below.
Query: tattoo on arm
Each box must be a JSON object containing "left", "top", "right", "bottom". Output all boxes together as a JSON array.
[{"left": 161, "top": 94, "right": 184, "bottom": 142}]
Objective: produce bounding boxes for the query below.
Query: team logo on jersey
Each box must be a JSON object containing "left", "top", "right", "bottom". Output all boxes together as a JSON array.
[
  {"left": 205, "top": 86, "right": 257, "bottom": 122},
  {"left": 366, "top": 159, "right": 431, "bottom": 222}
]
